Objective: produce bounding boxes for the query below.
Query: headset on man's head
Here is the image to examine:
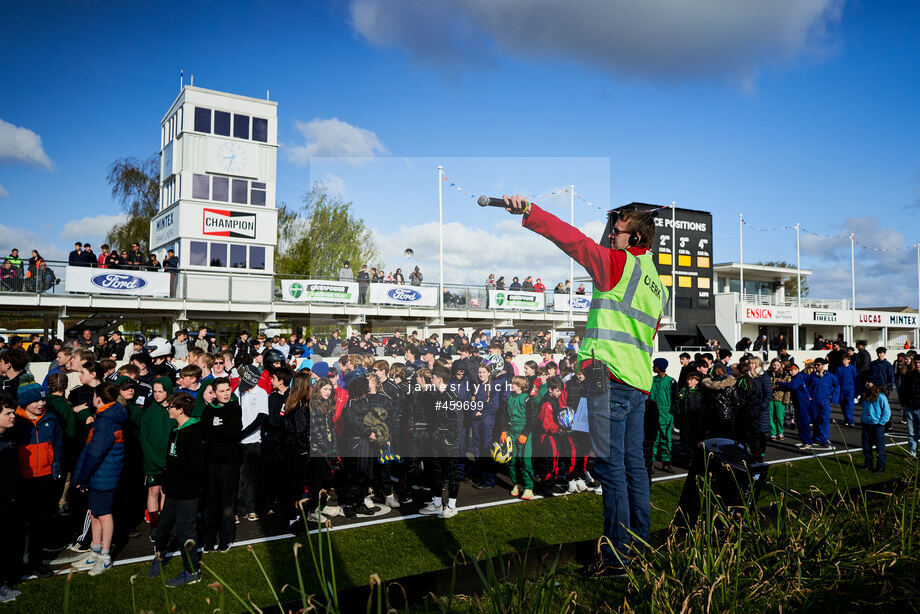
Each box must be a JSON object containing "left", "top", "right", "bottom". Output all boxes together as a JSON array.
[{"left": 600, "top": 207, "right": 659, "bottom": 249}]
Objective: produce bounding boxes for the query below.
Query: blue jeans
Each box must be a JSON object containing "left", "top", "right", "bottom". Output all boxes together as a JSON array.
[
  {"left": 861, "top": 423, "right": 886, "bottom": 468},
  {"left": 905, "top": 408, "right": 920, "bottom": 454},
  {"left": 588, "top": 379, "right": 649, "bottom": 563}
]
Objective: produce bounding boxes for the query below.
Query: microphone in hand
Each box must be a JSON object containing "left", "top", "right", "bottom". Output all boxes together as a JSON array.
[{"left": 478, "top": 195, "right": 529, "bottom": 215}]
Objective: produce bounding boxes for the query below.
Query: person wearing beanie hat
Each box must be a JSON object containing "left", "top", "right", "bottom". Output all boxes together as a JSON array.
[
  {"left": 860, "top": 374, "right": 891, "bottom": 471},
  {"left": 14, "top": 375, "right": 63, "bottom": 578},
  {"left": 138, "top": 376, "right": 176, "bottom": 534},
  {"left": 649, "top": 359, "right": 676, "bottom": 471},
  {"left": 311, "top": 361, "right": 330, "bottom": 379}
]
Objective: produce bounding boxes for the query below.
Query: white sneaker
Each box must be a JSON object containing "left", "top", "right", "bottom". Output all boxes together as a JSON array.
[
  {"left": 567, "top": 480, "right": 579, "bottom": 493},
  {"left": 595, "top": 485, "right": 603, "bottom": 495},
  {"left": 0, "top": 587, "right": 15, "bottom": 603},
  {"left": 46, "top": 548, "right": 88, "bottom": 566},
  {"left": 0, "top": 586, "right": 20, "bottom": 598},
  {"left": 385, "top": 494, "right": 401, "bottom": 508},
  {"left": 575, "top": 479, "right": 588, "bottom": 492},
  {"left": 363, "top": 495, "right": 376, "bottom": 509},
  {"left": 418, "top": 502, "right": 442, "bottom": 515},
  {"left": 438, "top": 506, "right": 458, "bottom": 519},
  {"left": 307, "top": 511, "right": 326, "bottom": 523},
  {"left": 71, "top": 551, "right": 100, "bottom": 571},
  {"left": 87, "top": 554, "right": 112, "bottom": 576},
  {"left": 322, "top": 505, "right": 343, "bottom": 517}
]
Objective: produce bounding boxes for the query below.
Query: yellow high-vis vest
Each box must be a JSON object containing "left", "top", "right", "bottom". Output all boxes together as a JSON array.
[{"left": 577, "top": 251, "right": 668, "bottom": 392}]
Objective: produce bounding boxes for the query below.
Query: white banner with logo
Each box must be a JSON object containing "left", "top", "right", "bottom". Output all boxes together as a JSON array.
[
  {"left": 856, "top": 310, "right": 919, "bottom": 328},
  {"left": 488, "top": 289, "right": 546, "bottom": 311},
  {"left": 280, "top": 279, "right": 358, "bottom": 303},
  {"left": 738, "top": 304, "right": 798, "bottom": 323},
  {"left": 369, "top": 283, "right": 438, "bottom": 307},
  {"left": 65, "top": 266, "right": 171, "bottom": 297},
  {"left": 552, "top": 294, "right": 591, "bottom": 312}
]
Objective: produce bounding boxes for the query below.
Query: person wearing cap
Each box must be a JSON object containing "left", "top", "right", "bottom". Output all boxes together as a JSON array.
[
  {"left": 236, "top": 365, "right": 269, "bottom": 521},
  {"left": 649, "top": 358, "right": 676, "bottom": 471},
  {"left": 860, "top": 375, "right": 891, "bottom": 471},
  {"left": 200, "top": 377, "right": 242, "bottom": 551},
  {"left": 15, "top": 376, "right": 63, "bottom": 578},
  {"left": 869, "top": 347, "right": 894, "bottom": 397},
  {"left": 835, "top": 354, "right": 859, "bottom": 427},
  {"left": 807, "top": 358, "right": 838, "bottom": 450}
]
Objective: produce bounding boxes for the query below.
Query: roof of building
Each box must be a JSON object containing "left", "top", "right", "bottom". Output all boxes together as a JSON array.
[{"left": 713, "top": 262, "right": 812, "bottom": 278}]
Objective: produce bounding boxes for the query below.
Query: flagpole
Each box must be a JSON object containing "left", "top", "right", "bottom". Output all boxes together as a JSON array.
[
  {"left": 739, "top": 213, "right": 744, "bottom": 346},
  {"left": 438, "top": 165, "right": 444, "bottom": 324},
  {"left": 671, "top": 202, "right": 676, "bottom": 322},
  {"left": 569, "top": 185, "right": 575, "bottom": 327},
  {"left": 850, "top": 233, "right": 856, "bottom": 345},
  {"left": 795, "top": 222, "right": 801, "bottom": 350}
]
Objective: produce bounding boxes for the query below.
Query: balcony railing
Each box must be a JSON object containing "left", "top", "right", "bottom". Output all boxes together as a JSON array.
[{"left": 739, "top": 292, "right": 848, "bottom": 310}]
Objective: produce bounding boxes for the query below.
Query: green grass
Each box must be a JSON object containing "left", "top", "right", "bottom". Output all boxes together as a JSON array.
[{"left": 16, "top": 447, "right": 917, "bottom": 613}]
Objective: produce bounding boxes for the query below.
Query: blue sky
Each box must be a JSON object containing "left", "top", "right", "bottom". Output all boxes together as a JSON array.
[{"left": 1, "top": 1, "right": 918, "bottom": 306}]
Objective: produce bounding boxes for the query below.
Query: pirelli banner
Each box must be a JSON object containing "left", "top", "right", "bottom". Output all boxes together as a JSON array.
[
  {"left": 488, "top": 289, "right": 546, "bottom": 311},
  {"left": 281, "top": 280, "right": 358, "bottom": 303}
]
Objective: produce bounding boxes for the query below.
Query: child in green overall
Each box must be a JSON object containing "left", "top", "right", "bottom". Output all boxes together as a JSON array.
[
  {"left": 501, "top": 376, "right": 537, "bottom": 500},
  {"left": 650, "top": 358, "right": 676, "bottom": 472}
]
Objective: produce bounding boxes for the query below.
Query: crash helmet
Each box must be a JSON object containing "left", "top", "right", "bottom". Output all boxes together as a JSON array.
[
  {"left": 490, "top": 439, "right": 513, "bottom": 464},
  {"left": 480, "top": 354, "right": 505, "bottom": 377},
  {"left": 144, "top": 337, "right": 172, "bottom": 358},
  {"left": 557, "top": 408, "right": 575, "bottom": 431}
]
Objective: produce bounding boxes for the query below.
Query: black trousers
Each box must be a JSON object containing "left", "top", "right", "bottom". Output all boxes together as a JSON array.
[
  {"left": 19, "top": 477, "right": 60, "bottom": 569},
  {"left": 200, "top": 463, "right": 238, "bottom": 547},
  {"left": 155, "top": 497, "right": 199, "bottom": 572},
  {"left": 237, "top": 443, "right": 261, "bottom": 515},
  {"left": 426, "top": 456, "right": 461, "bottom": 500}
]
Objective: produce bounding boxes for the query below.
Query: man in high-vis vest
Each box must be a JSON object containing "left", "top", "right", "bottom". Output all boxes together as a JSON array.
[{"left": 502, "top": 195, "right": 667, "bottom": 577}]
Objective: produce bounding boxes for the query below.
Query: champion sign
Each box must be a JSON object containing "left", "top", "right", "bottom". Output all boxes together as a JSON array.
[
  {"left": 387, "top": 288, "right": 422, "bottom": 303},
  {"left": 91, "top": 273, "right": 148, "bottom": 291},
  {"left": 203, "top": 208, "right": 257, "bottom": 239}
]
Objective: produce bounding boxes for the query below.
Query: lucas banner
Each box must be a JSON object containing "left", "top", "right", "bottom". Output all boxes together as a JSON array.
[
  {"left": 552, "top": 294, "right": 591, "bottom": 312},
  {"left": 488, "top": 289, "right": 546, "bottom": 311},
  {"left": 281, "top": 280, "right": 358, "bottom": 303},
  {"left": 369, "top": 283, "right": 439, "bottom": 307},
  {"left": 65, "top": 266, "right": 171, "bottom": 297}
]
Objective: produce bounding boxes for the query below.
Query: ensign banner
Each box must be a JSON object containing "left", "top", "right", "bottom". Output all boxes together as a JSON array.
[
  {"left": 65, "top": 266, "right": 171, "bottom": 297},
  {"left": 202, "top": 208, "right": 257, "bottom": 239},
  {"left": 488, "top": 290, "right": 545, "bottom": 311},
  {"left": 552, "top": 294, "right": 591, "bottom": 312},
  {"left": 281, "top": 280, "right": 358, "bottom": 304},
  {"left": 739, "top": 305, "right": 797, "bottom": 323},
  {"left": 369, "top": 283, "right": 438, "bottom": 307}
]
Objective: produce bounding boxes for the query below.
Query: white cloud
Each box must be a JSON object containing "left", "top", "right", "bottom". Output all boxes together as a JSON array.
[
  {"left": 349, "top": 0, "right": 842, "bottom": 84},
  {"left": 0, "top": 223, "right": 68, "bottom": 262},
  {"left": 369, "top": 218, "right": 606, "bottom": 288},
  {"left": 799, "top": 216, "right": 919, "bottom": 308},
  {"left": 285, "top": 117, "right": 387, "bottom": 166},
  {"left": 58, "top": 213, "right": 128, "bottom": 244},
  {"left": 320, "top": 173, "right": 347, "bottom": 196},
  {"left": 0, "top": 184, "right": 8, "bottom": 198},
  {"left": 0, "top": 118, "right": 53, "bottom": 168}
]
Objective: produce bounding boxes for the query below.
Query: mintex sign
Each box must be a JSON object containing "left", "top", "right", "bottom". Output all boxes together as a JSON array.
[
  {"left": 856, "top": 310, "right": 919, "bottom": 328},
  {"left": 202, "top": 208, "right": 256, "bottom": 239}
]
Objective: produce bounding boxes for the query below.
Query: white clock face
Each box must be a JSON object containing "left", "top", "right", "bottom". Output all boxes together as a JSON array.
[{"left": 217, "top": 142, "right": 248, "bottom": 173}]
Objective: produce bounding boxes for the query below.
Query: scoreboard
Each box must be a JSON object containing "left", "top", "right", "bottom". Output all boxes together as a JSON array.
[{"left": 616, "top": 203, "right": 715, "bottom": 348}]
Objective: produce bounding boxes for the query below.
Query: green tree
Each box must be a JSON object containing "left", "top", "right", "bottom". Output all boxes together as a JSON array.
[
  {"left": 758, "top": 260, "right": 810, "bottom": 298},
  {"left": 275, "top": 183, "right": 379, "bottom": 278},
  {"left": 105, "top": 155, "right": 159, "bottom": 253}
]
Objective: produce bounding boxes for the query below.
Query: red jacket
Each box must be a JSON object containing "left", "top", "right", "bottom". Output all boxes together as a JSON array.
[
  {"left": 522, "top": 204, "right": 659, "bottom": 392},
  {"left": 15, "top": 407, "right": 63, "bottom": 478}
]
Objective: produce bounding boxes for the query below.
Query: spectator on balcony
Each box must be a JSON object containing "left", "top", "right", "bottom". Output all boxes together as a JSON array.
[
  {"left": 103, "top": 247, "right": 122, "bottom": 269},
  {"left": 124, "top": 243, "right": 144, "bottom": 269},
  {"left": 509, "top": 277, "right": 521, "bottom": 291},
  {"left": 496, "top": 276, "right": 505, "bottom": 290},
  {"left": 27, "top": 249, "right": 42, "bottom": 277},
  {"left": 97, "top": 245, "right": 111, "bottom": 269},
  {"left": 575, "top": 283, "right": 585, "bottom": 295},
  {"left": 69, "top": 242, "right": 87, "bottom": 267},
  {"left": 30, "top": 259, "right": 59, "bottom": 293},
  {"left": 338, "top": 261, "right": 353, "bottom": 281},
  {"left": 521, "top": 276, "right": 534, "bottom": 292},
  {"left": 162, "top": 250, "right": 178, "bottom": 273},
  {"left": 82, "top": 244, "right": 97, "bottom": 267},
  {"left": 6, "top": 249, "right": 23, "bottom": 277},
  {"left": 357, "top": 265, "right": 370, "bottom": 303},
  {"left": 394, "top": 268, "right": 405, "bottom": 284},
  {"left": 533, "top": 278, "right": 545, "bottom": 293},
  {"left": 409, "top": 266, "right": 423, "bottom": 286},
  {"left": 553, "top": 282, "right": 564, "bottom": 294},
  {"left": 0, "top": 260, "right": 20, "bottom": 292},
  {"left": 146, "top": 254, "right": 161, "bottom": 272}
]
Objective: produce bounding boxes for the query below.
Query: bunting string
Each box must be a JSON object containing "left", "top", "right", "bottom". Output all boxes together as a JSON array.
[{"left": 741, "top": 219, "right": 919, "bottom": 253}]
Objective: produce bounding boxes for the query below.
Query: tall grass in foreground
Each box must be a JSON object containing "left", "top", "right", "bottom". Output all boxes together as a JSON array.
[{"left": 66, "top": 452, "right": 920, "bottom": 613}]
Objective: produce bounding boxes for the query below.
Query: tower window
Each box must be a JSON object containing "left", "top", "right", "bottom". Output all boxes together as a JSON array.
[
  {"left": 233, "top": 114, "right": 249, "bottom": 139},
  {"left": 252, "top": 117, "right": 268, "bottom": 142},
  {"left": 194, "top": 107, "right": 211, "bottom": 133},
  {"left": 214, "top": 110, "right": 231, "bottom": 136}
]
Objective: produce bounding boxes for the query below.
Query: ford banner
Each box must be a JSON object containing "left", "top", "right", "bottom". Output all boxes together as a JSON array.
[
  {"left": 552, "top": 294, "right": 591, "bottom": 312},
  {"left": 281, "top": 279, "right": 358, "bottom": 304},
  {"left": 369, "top": 283, "right": 438, "bottom": 307},
  {"left": 65, "top": 266, "right": 172, "bottom": 297}
]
